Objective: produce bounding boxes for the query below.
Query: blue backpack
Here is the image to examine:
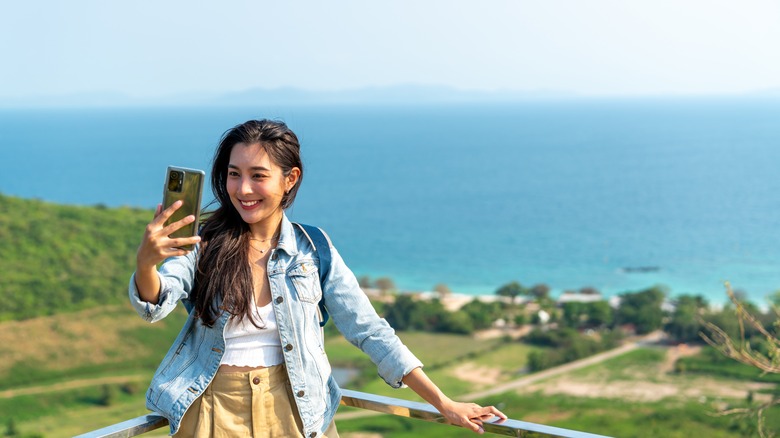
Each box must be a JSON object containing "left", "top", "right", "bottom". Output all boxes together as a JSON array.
[{"left": 293, "top": 223, "right": 332, "bottom": 327}]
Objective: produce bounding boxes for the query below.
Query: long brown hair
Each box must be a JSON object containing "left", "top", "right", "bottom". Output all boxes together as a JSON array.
[{"left": 192, "top": 120, "right": 303, "bottom": 327}]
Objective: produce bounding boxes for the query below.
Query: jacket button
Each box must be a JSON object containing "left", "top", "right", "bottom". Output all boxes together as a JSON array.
[
  {"left": 297, "top": 390, "right": 305, "bottom": 397},
  {"left": 309, "top": 433, "right": 316, "bottom": 438},
  {"left": 285, "top": 344, "right": 293, "bottom": 351},
  {"left": 252, "top": 377, "right": 260, "bottom": 385},
  {"left": 275, "top": 296, "right": 284, "bottom": 304}
]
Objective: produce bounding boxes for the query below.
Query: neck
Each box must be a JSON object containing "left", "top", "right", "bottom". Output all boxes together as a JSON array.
[{"left": 248, "top": 210, "right": 284, "bottom": 241}]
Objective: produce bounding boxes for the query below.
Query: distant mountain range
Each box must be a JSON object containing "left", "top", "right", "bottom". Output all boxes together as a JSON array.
[
  {"left": 2, "top": 85, "right": 779, "bottom": 108},
  {"left": 0, "top": 85, "right": 577, "bottom": 108}
]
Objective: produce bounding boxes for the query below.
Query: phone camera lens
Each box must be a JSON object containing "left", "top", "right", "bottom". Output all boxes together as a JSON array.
[{"left": 171, "top": 172, "right": 181, "bottom": 180}]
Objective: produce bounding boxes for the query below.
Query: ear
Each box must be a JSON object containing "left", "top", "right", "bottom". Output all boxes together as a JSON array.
[{"left": 285, "top": 167, "right": 301, "bottom": 192}]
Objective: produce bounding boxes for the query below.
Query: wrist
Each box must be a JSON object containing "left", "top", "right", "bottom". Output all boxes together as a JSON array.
[
  {"left": 430, "top": 392, "right": 453, "bottom": 413},
  {"left": 136, "top": 253, "right": 159, "bottom": 272}
]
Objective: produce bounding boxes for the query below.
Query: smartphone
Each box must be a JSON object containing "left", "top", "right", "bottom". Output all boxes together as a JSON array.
[{"left": 162, "top": 166, "right": 205, "bottom": 250}]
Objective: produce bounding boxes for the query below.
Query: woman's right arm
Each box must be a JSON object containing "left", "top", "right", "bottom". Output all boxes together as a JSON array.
[
  {"left": 134, "top": 201, "right": 200, "bottom": 302},
  {"left": 130, "top": 201, "right": 201, "bottom": 321}
]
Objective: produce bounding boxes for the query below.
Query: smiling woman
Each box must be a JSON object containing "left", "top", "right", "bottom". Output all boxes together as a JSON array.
[
  {"left": 226, "top": 144, "right": 301, "bottom": 243},
  {"left": 128, "top": 119, "right": 506, "bottom": 437}
]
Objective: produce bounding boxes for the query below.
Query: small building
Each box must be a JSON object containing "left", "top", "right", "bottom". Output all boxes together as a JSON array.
[{"left": 557, "top": 291, "right": 604, "bottom": 304}]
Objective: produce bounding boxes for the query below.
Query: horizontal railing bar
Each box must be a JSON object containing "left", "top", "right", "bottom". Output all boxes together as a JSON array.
[
  {"left": 75, "top": 389, "right": 612, "bottom": 438},
  {"left": 73, "top": 414, "right": 168, "bottom": 438},
  {"left": 340, "top": 389, "right": 612, "bottom": 438}
]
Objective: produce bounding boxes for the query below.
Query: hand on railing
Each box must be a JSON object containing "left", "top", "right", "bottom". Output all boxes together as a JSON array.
[
  {"left": 401, "top": 366, "right": 508, "bottom": 434},
  {"left": 437, "top": 399, "right": 507, "bottom": 434}
]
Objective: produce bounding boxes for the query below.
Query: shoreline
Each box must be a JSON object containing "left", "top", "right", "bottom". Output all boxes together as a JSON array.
[{"left": 368, "top": 284, "right": 772, "bottom": 310}]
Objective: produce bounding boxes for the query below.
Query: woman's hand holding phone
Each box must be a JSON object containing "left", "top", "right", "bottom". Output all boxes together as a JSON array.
[
  {"left": 134, "top": 201, "right": 201, "bottom": 303},
  {"left": 138, "top": 200, "right": 201, "bottom": 266}
]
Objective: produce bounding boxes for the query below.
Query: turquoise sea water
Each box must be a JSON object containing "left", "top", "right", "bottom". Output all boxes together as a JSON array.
[{"left": 1, "top": 99, "right": 778, "bottom": 304}]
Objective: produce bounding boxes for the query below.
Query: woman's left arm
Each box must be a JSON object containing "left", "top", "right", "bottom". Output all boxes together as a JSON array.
[{"left": 402, "top": 367, "right": 507, "bottom": 434}]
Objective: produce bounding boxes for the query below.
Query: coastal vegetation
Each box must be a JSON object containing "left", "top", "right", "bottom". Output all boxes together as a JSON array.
[
  {"left": 1, "top": 195, "right": 779, "bottom": 436},
  {"left": 698, "top": 286, "right": 780, "bottom": 437},
  {"left": 0, "top": 194, "right": 148, "bottom": 321}
]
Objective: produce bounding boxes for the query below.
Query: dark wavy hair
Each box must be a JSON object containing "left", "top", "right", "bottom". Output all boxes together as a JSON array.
[{"left": 191, "top": 120, "right": 303, "bottom": 327}]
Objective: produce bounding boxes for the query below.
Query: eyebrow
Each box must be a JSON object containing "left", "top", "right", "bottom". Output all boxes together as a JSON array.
[{"left": 228, "top": 164, "right": 271, "bottom": 171}]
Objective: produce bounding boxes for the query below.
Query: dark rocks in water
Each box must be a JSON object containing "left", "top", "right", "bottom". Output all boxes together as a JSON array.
[{"left": 621, "top": 266, "right": 660, "bottom": 273}]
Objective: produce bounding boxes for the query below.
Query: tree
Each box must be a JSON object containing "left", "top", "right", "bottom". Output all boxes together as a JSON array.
[
  {"left": 384, "top": 294, "right": 418, "bottom": 330},
  {"left": 97, "top": 384, "right": 116, "bottom": 406},
  {"left": 664, "top": 294, "right": 708, "bottom": 343},
  {"left": 586, "top": 300, "right": 613, "bottom": 327},
  {"left": 435, "top": 310, "right": 474, "bottom": 335},
  {"left": 496, "top": 281, "right": 526, "bottom": 305},
  {"left": 579, "top": 286, "right": 600, "bottom": 295},
  {"left": 5, "top": 418, "right": 18, "bottom": 436},
  {"left": 769, "top": 290, "right": 780, "bottom": 308},
  {"left": 357, "top": 275, "right": 372, "bottom": 289},
  {"left": 374, "top": 277, "right": 396, "bottom": 293},
  {"left": 561, "top": 301, "right": 613, "bottom": 329},
  {"left": 700, "top": 283, "right": 780, "bottom": 438},
  {"left": 433, "top": 283, "right": 452, "bottom": 297},
  {"left": 529, "top": 283, "right": 551, "bottom": 301},
  {"left": 460, "top": 299, "right": 502, "bottom": 330},
  {"left": 613, "top": 286, "right": 666, "bottom": 334}
]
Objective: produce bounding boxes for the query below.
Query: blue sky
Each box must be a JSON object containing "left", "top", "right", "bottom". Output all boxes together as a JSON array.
[{"left": 1, "top": 0, "right": 779, "bottom": 100}]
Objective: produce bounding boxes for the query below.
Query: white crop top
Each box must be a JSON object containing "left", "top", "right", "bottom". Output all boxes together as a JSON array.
[{"left": 220, "top": 301, "right": 284, "bottom": 367}]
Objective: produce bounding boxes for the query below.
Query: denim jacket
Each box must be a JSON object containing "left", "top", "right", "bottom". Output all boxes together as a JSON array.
[{"left": 129, "top": 214, "right": 423, "bottom": 437}]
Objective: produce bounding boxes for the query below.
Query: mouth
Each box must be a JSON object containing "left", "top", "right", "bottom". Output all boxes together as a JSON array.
[{"left": 238, "top": 199, "right": 261, "bottom": 210}]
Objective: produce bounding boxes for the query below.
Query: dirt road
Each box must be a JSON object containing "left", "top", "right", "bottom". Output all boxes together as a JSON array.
[
  {"left": 0, "top": 374, "right": 148, "bottom": 399},
  {"left": 336, "top": 331, "right": 665, "bottom": 420}
]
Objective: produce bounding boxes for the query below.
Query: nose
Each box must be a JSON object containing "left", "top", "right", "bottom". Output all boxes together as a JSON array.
[{"left": 237, "top": 176, "right": 253, "bottom": 195}]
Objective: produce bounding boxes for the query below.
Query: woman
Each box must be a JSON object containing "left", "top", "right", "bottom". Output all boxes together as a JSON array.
[{"left": 130, "top": 119, "right": 506, "bottom": 437}]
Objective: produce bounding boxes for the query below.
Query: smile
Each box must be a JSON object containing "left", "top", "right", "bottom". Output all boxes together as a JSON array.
[{"left": 239, "top": 200, "right": 261, "bottom": 210}]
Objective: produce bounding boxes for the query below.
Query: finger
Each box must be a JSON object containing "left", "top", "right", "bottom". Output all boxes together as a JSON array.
[
  {"left": 161, "top": 214, "right": 196, "bottom": 236},
  {"left": 468, "top": 419, "right": 485, "bottom": 434},
  {"left": 153, "top": 200, "right": 184, "bottom": 225},
  {"left": 167, "top": 236, "right": 201, "bottom": 249},
  {"left": 487, "top": 406, "right": 508, "bottom": 420},
  {"left": 163, "top": 247, "right": 190, "bottom": 258},
  {"left": 153, "top": 203, "right": 163, "bottom": 218},
  {"left": 460, "top": 418, "right": 482, "bottom": 434},
  {"left": 470, "top": 405, "right": 505, "bottom": 421}
]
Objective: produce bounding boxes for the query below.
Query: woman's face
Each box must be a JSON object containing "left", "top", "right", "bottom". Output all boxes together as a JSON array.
[{"left": 225, "top": 142, "right": 299, "bottom": 231}]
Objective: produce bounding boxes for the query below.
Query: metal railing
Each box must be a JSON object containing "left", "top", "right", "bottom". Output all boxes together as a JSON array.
[{"left": 74, "top": 389, "right": 612, "bottom": 438}]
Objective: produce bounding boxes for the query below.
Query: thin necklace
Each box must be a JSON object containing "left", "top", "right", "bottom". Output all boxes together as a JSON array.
[
  {"left": 249, "top": 233, "right": 280, "bottom": 243},
  {"left": 249, "top": 235, "right": 279, "bottom": 254}
]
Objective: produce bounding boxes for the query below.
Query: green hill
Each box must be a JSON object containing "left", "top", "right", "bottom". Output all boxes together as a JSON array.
[{"left": 0, "top": 194, "right": 151, "bottom": 321}]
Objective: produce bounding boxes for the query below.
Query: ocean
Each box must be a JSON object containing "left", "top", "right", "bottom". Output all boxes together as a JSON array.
[{"left": 1, "top": 99, "right": 779, "bottom": 304}]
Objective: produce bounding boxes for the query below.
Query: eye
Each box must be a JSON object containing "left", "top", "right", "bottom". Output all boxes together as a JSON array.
[
  {"left": 228, "top": 170, "right": 239, "bottom": 177},
  {"left": 253, "top": 173, "right": 268, "bottom": 180}
]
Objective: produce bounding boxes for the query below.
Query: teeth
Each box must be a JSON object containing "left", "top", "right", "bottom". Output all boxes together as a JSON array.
[{"left": 241, "top": 200, "right": 259, "bottom": 206}]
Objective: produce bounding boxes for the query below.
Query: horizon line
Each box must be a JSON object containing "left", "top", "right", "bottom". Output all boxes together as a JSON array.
[{"left": 1, "top": 84, "right": 780, "bottom": 108}]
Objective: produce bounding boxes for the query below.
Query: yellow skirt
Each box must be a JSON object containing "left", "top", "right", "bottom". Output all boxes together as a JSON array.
[{"left": 174, "top": 364, "right": 339, "bottom": 438}]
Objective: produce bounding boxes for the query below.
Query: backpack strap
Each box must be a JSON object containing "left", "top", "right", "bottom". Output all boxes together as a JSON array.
[{"left": 293, "top": 223, "right": 332, "bottom": 327}]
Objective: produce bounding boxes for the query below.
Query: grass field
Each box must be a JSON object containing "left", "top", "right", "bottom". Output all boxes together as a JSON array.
[
  {"left": 3, "top": 306, "right": 779, "bottom": 437},
  {"left": 337, "top": 392, "right": 764, "bottom": 438},
  {"left": 337, "top": 346, "right": 780, "bottom": 438}
]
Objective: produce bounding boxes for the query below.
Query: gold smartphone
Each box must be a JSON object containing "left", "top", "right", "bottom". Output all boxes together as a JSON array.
[{"left": 162, "top": 166, "right": 205, "bottom": 250}]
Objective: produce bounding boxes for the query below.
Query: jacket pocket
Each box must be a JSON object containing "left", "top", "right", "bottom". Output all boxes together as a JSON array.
[{"left": 287, "top": 261, "right": 322, "bottom": 304}]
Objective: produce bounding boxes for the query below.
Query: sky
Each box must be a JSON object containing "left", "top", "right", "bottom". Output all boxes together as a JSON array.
[{"left": 1, "top": 0, "right": 780, "bottom": 101}]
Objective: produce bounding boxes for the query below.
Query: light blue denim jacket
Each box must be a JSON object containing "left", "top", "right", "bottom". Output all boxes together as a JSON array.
[{"left": 129, "top": 214, "right": 423, "bottom": 437}]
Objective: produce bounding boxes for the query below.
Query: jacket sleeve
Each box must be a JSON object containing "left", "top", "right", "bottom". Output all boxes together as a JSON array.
[
  {"left": 322, "top": 245, "right": 423, "bottom": 389},
  {"left": 128, "top": 245, "right": 198, "bottom": 323}
]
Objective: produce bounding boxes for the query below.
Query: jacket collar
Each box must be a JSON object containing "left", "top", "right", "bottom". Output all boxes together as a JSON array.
[{"left": 275, "top": 213, "right": 299, "bottom": 256}]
